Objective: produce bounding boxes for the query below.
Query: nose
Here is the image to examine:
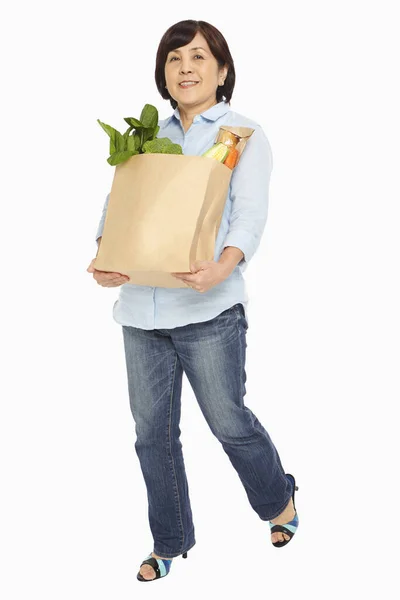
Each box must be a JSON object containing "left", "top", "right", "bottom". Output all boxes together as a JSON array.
[{"left": 179, "top": 57, "right": 194, "bottom": 75}]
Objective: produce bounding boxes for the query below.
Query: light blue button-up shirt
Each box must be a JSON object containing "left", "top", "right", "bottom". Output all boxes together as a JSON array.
[{"left": 95, "top": 100, "right": 273, "bottom": 329}]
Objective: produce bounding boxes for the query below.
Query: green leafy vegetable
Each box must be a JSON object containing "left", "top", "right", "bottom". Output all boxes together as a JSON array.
[
  {"left": 140, "top": 104, "right": 158, "bottom": 129},
  {"left": 143, "top": 138, "right": 183, "bottom": 154},
  {"left": 98, "top": 104, "right": 183, "bottom": 165},
  {"left": 126, "top": 135, "right": 137, "bottom": 153},
  {"left": 123, "top": 117, "right": 143, "bottom": 129},
  {"left": 114, "top": 130, "right": 126, "bottom": 152},
  {"left": 97, "top": 120, "right": 118, "bottom": 155},
  {"left": 107, "top": 150, "right": 138, "bottom": 166},
  {"left": 122, "top": 125, "right": 134, "bottom": 147}
]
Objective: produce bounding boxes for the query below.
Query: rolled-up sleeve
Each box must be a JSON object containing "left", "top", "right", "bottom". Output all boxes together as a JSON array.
[
  {"left": 222, "top": 125, "right": 273, "bottom": 270},
  {"left": 95, "top": 193, "right": 110, "bottom": 242}
]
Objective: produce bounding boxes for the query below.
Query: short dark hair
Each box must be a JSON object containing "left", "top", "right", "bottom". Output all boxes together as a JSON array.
[{"left": 155, "top": 20, "right": 236, "bottom": 110}]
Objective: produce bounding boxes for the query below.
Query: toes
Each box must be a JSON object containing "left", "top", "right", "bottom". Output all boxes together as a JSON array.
[
  {"left": 271, "top": 532, "right": 290, "bottom": 543},
  {"left": 140, "top": 566, "right": 155, "bottom": 580}
]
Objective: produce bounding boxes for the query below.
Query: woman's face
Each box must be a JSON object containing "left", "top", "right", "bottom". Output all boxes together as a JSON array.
[{"left": 164, "top": 31, "right": 228, "bottom": 111}]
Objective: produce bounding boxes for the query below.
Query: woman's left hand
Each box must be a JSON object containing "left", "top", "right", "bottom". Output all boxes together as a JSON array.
[{"left": 171, "top": 260, "right": 230, "bottom": 293}]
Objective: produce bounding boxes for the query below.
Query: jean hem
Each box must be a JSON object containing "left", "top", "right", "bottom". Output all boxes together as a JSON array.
[
  {"left": 259, "top": 492, "right": 294, "bottom": 522},
  {"left": 152, "top": 539, "right": 196, "bottom": 559}
]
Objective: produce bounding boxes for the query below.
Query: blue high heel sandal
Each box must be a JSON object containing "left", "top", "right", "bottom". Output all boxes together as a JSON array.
[
  {"left": 137, "top": 551, "right": 188, "bottom": 582},
  {"left": 269, "top": 473, "right": 299, "bottom": 548}
]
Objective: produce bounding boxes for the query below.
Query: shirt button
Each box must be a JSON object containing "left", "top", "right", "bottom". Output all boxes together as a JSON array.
[{"left": 193, "top": 116, "right": 200, "bottom": 123}]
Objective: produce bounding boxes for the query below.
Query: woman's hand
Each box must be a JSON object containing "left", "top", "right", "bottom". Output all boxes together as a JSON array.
[
  {"left": 172, "top": 260, "right": 230, "bottom": 293},
  {"left": 87, "top": 258, "right": 129, "bottom": 287}
]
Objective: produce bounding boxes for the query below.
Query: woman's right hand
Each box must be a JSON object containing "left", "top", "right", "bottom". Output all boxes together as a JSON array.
[{"left": 87, "top": 258, "right": 130, "bottom": 287}]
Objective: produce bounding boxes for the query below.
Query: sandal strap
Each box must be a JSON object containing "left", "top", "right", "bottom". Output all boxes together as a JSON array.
[
  {"left": 269, "top": 524, "right": 295, "bottom": 538},
  {"left": 140, "top": 555, "right": 173, "bottom": 578},
  {"left": 269, "top": 513, "right": 299, "bottom": 536}
]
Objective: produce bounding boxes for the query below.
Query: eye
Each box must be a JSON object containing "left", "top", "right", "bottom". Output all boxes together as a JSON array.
[{"left": 168, "top": 54, "right": 204, "bottom": 62}]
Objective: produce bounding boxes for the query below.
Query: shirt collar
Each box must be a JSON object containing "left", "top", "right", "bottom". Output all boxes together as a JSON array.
[{"left": 168, "top": 100, "right": 230, "bottom": 124}]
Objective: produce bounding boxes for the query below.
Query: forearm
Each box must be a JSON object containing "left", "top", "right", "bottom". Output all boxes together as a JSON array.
[
  {"left": 218, "top": 246, "right": 244, "bottom": 276},
  {"left": 96, "top": 236, "right": 102, "bottom": 257}
]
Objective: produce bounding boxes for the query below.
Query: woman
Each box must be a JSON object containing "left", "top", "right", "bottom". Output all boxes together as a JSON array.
[{"left": 87, "top": 20, "right": 299, "bottom": 582}]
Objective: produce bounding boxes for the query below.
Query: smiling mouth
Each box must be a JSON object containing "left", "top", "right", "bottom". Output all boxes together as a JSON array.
[{"left": 179, "top": 81, "right": 199, "bottom": 88}]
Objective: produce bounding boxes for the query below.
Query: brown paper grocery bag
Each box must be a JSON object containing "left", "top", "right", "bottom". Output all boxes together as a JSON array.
[{"left": 94, "top": 126, "right": 254, "bottom": 288}]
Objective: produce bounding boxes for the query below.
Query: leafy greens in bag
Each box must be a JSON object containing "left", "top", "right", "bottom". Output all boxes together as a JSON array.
[{"left": 98, "top": 103, "right": 183, "bottom": 165}]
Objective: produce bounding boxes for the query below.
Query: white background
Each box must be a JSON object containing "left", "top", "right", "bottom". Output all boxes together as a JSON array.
[{"left": 1, "top": 0, "right": 399, "bottom": 597}]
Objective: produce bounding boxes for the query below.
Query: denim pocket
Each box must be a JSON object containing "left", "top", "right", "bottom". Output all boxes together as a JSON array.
[{"left": 233, "top": 303, "right": 248, "bottom": 331}]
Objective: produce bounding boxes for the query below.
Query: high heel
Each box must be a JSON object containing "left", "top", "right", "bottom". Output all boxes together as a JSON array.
[
  {"left": 137, "top": 550, "right": 188, "bottom": 582},
  {"left": 269, "top": 473, "right": 299, "bottom": 548}
]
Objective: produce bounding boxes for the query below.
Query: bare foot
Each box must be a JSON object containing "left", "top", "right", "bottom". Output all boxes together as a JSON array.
[
  {"left": 140, "top": 552, "right": 172, "bottom": 580},
  {"left": 270, "top": 497, "right": 296, "bottom": 543}
]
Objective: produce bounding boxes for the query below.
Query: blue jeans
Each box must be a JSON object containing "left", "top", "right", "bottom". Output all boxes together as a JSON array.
[{"left": 122, "top": 303, "right": 293, "bottom": 559}]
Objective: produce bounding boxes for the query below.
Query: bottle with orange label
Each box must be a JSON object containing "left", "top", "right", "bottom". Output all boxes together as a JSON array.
[
  {"left": 202, "top": 128, "right": 242, "bottom": 170},
  {"left": 216, "top": 129, "right": 241, "bottom": 169}
]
